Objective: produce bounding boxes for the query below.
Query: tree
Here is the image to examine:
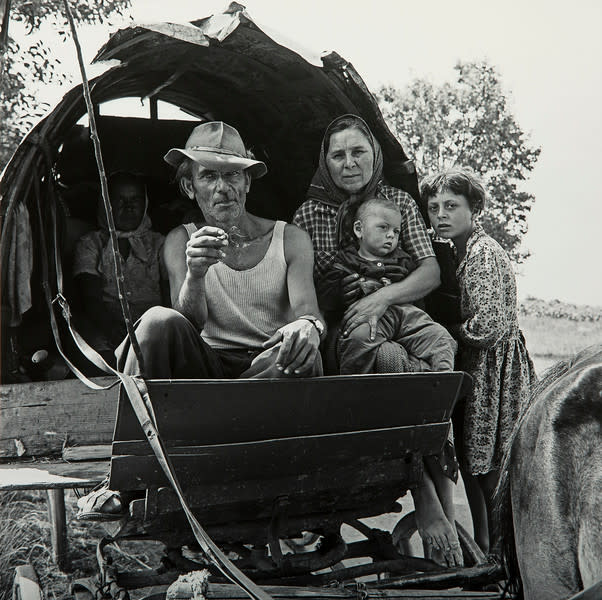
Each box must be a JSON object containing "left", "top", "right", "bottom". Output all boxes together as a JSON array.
[
  {"left": 376, "top": 61, "right": 540, "bottom": 262},
  {"left": 0, "top": 0, "right": 132, "bottom": 171}
]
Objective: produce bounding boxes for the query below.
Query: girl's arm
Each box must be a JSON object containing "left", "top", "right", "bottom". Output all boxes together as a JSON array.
[{"left": 457, "top": 246, "right": 509, "bottom": 348}]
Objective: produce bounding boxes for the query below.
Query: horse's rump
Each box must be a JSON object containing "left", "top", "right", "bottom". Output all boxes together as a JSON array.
[{"left": 496, "top": 344, "right": 602, "bottom": 600}]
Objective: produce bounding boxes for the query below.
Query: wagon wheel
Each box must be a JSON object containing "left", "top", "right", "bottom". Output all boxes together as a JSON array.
[
  {"left": 391, "top": 510, "right": 487, "bottom": 566},
  {"left": 12, "top": 565, "right": 43, "bottom": 600},
  {"left": 70, "top": 578, "right": 98, "bottom": 600}
]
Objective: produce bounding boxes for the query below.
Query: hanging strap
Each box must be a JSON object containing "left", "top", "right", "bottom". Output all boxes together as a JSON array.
[
  {"left": 52, "top": 7, "right": 273, "bottom": 596},
  {"left": 40, "top": 181, "right": 271, "bottom": 600}
]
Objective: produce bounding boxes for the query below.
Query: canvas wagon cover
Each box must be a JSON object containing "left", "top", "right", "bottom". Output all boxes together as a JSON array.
[{"left": 0, "top": 1, "right": 418, "bottom": 332}]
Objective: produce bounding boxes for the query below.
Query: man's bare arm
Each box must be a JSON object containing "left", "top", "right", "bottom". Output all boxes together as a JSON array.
[
  {"left": 263, "top": 225, "right": 323, "bottom": 374},
  {"left": 163, "top": 226, "right": 209, "bottom": 329},
  {"left": 285, "top": 225, "right": 323, "bottom": 321}
]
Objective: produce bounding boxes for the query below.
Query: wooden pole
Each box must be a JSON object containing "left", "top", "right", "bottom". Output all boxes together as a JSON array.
[
  {"left": 46, "top": 489, "right": 69, "bottom": 572},
  {"left": 61, "top": 0, "right": 146, "bottom": 376}
]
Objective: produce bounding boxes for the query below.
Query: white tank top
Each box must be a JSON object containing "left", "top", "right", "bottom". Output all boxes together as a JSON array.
[{"left": 183, "top": 221, "right": 293, "bottom": 349}]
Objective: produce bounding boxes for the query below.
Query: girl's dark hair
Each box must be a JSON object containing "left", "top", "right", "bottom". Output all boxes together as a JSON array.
[
  {"left": 324, "top": 115, "right": 373, "bottom": 154},
  {"left": 420, "top": 167, "right": 487, "bottom": 214}
]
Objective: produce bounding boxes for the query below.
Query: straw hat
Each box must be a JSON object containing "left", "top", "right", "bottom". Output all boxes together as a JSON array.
[{"left": 164, "top": 121, "right": 267, "bottom": 179}]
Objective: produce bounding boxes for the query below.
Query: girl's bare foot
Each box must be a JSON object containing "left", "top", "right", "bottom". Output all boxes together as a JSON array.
[
  {"left": 418, "top": 515, "right": 463, "bottom": 567},
  {"left": 413, "top": 472, "right": 463, "bottom": 567}
]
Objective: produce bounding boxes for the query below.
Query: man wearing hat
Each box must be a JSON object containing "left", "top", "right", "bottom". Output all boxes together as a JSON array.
[
  {"left": 116, "top": 121, "right": 325, "bottom": 379},
  {"left": 77, "top": 122, "right": 325, "bottom": 520}
]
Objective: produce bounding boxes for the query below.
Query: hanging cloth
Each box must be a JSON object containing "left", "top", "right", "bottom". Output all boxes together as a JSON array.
[{"left": 6, "top": 203, "right": 33, "bottom": 326}]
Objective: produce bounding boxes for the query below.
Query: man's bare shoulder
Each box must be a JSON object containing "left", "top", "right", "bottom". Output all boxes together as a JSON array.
[
  {"left": 163, "top": 225, "right": 190, "bottom": 264},
  {"left": 165, "top": 224, "right": 190, "bottom": 244},
  {"left": 283, "top": 223, "right": 313, "bottom": 261}
]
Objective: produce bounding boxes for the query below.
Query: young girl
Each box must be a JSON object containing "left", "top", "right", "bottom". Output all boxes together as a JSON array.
[{"left": 421, "top": 168, "right": 537, "bottom": 554}]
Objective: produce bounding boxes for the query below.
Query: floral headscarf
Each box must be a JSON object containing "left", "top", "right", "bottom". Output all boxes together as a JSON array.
[{"left": 306, "top": 114, "right": 385, "bottom": 245}]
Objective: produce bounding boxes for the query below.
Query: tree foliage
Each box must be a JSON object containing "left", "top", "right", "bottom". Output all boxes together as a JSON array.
[
  {"left": 376, "top": 61, "right": 540, "bottom": 262},
  {"left": 0, "top": 0, "right": 132, "bottom": 170}
]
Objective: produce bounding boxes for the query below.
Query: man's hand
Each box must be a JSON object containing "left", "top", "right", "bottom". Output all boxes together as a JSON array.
[
  {"left": 185, "top": 226, "right": 228, "bottom": 278},
  {"left": 263, "top": 318, "right": 320, "bottom": 375},
  {"left": 341, "top": 290, "right": 390, "bottom": 341}
]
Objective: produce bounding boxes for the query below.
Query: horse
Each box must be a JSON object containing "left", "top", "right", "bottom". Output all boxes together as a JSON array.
[{"left": 496, "top": 344, "right": 602, "bottom": 600}]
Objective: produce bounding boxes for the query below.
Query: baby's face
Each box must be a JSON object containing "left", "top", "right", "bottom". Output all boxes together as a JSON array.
[{"left": 356, "top": 205, "right": 401, "bottom": 258}]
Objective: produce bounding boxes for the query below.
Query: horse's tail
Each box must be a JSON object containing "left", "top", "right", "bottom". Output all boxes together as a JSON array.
[{"left": 495, "top": 438, "right": 523, "bottom": 600}]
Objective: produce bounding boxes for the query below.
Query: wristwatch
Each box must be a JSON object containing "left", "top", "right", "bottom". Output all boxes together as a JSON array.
[{"left": 298, "top": 314, "right": 326, "bottom": 339}]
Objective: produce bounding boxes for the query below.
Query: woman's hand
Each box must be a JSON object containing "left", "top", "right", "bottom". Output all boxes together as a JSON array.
[
  {"left": 341, "top": 290, "right": 390, "bottom": 341},
  {"left": 341, "top": 272, "right": 362, "bottom": 305}
]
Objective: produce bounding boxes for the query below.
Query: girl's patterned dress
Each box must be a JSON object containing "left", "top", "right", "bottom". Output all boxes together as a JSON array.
[{"left": 455, "top": 224, "right": 537, "bottom": 475}]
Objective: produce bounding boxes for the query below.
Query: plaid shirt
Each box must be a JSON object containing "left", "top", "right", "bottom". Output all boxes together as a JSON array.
[{"left": 293, "top": 183, "right": 435, "bottom": 278}]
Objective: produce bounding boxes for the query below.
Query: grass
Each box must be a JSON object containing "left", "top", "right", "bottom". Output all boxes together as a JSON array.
[
  {"left": 0, "top": 490, "right": 75, "bottom": 600},
  {"left": 0, "top": 490, "right": 162, "bottom": 600},
  {"left": 519, "top": 313, "right": 602, "bottom": 375}
]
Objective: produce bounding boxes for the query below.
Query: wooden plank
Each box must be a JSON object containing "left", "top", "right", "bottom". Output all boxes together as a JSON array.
[
  {"left": 128, "top": 456, "right": 417, "bottom": 519},
  {"left": 112, "top": 422, "right": 447, "bottom": 457},
  {"left": 168, "top": 584, "right": 501, "bottom": 599},
  {"left": 114, "top": 373, "right": 467, "bottom": 444},
  {"left": 62, "top": 444, "right": 112, "bottom": 461},
  {"left": 133, "top": 483, "right": 404, "bottom": 530},
  {"left": 0, "top": 459, "right": 108, "bottom": 490},
  {"left": 131, "top": 494, "right": 403, "bottom": 545},
  {"left": 0, "top": 377, "right": 117, "bottom": 458},
  {"left": 109, "top": 423, "right": 446, "bottom": 490}
]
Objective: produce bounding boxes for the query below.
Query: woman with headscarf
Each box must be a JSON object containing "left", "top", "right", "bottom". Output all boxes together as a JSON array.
[
  {"left": 293, "top": 115, "right": 462, "bottom": 567},
  {"left": 73, "top": 171, "right": 168, "bottom": 365},
  {"left": 293, "top": 114, "right": 440, "bottom": 335}
]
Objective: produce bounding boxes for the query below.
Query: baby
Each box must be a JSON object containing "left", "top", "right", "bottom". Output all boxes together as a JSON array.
[{"left": 318, "top": 196, "right": 456, "bottom": 374}]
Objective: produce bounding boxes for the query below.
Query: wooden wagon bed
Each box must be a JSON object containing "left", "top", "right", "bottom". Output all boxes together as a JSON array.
[
  {"left": 52, "top": 371, "right": 504, "bottom": 600},
  {"left": 109, "top": 373, "right": 464, "bottom": 546}
]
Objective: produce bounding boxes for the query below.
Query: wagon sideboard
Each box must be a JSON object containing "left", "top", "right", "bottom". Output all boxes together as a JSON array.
[{"left": 0, "top": 372, "right": 469, "bottom": 574}]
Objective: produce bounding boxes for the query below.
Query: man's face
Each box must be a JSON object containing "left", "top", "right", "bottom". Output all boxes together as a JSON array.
[
  {"left": 185, "top": 163, "right": 251, "bottom": 226},
  {"left": 110, "top": 180, "right": 146, "bottom": 231}
]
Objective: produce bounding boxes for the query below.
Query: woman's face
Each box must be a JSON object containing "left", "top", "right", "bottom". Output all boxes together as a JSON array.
[
  {"left": 326, "top": 128, "right": 375, "bottom": 194},
  {"left": 110, "top": 180, "right": 146, "bottom": 231},
  {"left": 427, "top": 191, "right": 474, "bottom": 244}
]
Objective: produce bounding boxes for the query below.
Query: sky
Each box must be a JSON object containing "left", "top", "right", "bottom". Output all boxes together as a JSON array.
[{"left": 15, "top": 0, "right": 602, "bottom": 306}]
